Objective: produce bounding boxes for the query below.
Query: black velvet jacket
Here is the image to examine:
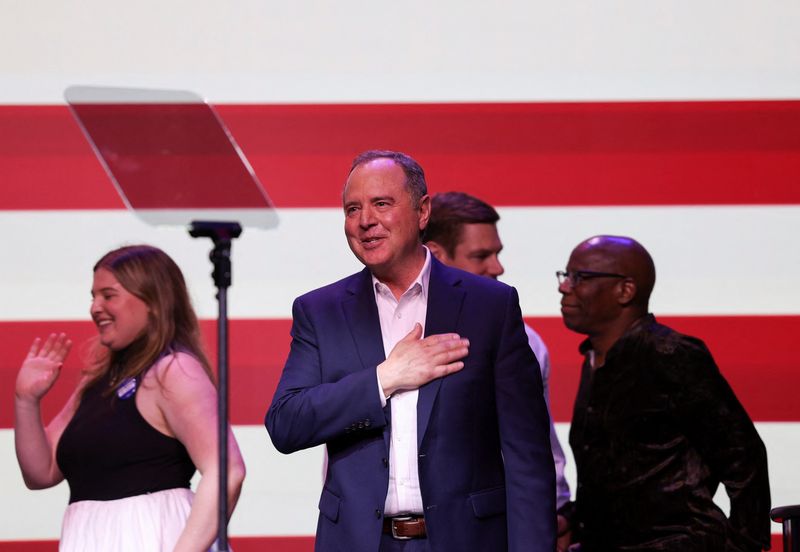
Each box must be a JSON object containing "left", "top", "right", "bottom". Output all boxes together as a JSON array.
[{"left": 564, "top": 315, "right": 771, "bottom": 551}]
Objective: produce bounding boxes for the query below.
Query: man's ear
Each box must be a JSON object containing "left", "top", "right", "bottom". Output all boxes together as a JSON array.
[
  {"left": 417, "top": 194, "right": 431, "bottom": 231},
  {"left": 617, "top": 278, "right": 637, "bottom": 306},
  {"left": 426, "top": 240, "right": 449, "bottom": 263}
]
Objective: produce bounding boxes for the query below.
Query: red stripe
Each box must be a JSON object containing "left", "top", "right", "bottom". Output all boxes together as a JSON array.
[
  {"left": 534, "top": 315, "right": 798, "bottom": 423},
  {"left": 2, "top": 101, "right": 799, "bottom": 209},
  {"left": 67, "top": 104, "right": 273, "bottom": 209},
  {"left": 0, "top": 535, "right": 782, "bottom": 551},
  {"left": 0, "top": 319, "right": 290, "bottom": 429},
  {"left": 1, "top": 315, "right": 797, "bottom": 427}
]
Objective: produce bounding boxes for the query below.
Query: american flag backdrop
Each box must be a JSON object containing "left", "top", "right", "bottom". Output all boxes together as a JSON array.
[{"left": 1, "top": 2, "right": 799, "bottom": 551}]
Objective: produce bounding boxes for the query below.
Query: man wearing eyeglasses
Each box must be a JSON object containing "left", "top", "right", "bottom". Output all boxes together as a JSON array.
[{"left": 556, "top": 235, "right": 770, "bottom": 551}]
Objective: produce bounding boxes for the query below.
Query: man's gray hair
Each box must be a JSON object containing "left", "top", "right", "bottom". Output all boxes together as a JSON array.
[{"left": 349, "top": 150, "right": 428, "bottom": 206}]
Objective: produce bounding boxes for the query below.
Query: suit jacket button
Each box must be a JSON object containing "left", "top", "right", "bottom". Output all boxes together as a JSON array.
[
  {"left": 382, "top": 458, "right": 388, "bottom": 467},
  {"left": 375, "top": 509, "right": 382, "bottom": 518}
]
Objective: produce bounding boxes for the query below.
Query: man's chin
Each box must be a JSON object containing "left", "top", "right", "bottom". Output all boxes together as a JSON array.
[
  {"left": 349, "top": 245, "right": 382, "bottom": 267},
  {"left": 364, "top": 260, "right": 392, "bottom": 278},
  {"left": 356, "top": 250, "right": 390, "bottom": 271},
  {"left": 560, "top": 316, "right": 586, "bottom": 334}
]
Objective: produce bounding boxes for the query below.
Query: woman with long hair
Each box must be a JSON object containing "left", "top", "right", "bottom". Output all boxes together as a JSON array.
[{"left": 14, "top": 244, "right": 246, "bottom": 551}]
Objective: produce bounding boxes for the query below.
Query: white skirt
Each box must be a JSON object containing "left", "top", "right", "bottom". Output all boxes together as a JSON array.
[{"left": 60, "top": 487, "right": 208, "bottom": 552}]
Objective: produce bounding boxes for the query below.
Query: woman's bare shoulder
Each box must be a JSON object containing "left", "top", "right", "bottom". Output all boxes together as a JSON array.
[{"left": 147, "top": 351, "right": 214, "bottom": 395}]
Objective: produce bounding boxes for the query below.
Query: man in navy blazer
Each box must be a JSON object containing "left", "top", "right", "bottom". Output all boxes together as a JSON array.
[{"left": 266, "top": 150, "right": 555, "bottom": 551}]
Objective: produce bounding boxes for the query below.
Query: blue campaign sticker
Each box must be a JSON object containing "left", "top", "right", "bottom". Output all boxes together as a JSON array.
[{"left": 116, "top": 377, "right": 137, "bottom": 400}]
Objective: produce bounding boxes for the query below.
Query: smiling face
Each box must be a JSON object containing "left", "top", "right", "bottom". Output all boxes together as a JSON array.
[
  {"left": 90, "top": 268, "right": 150, "bottom": 351},
  {"left": 343, "top": 158, "right": 430, "bottom": 286}
]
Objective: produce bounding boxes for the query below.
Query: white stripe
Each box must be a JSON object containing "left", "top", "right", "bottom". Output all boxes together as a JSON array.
[
  {"left": 1, "top": 206, "right": 799, "bottom": 321},
  {"left": 0, "top": 426, "right": 323, "bottom": 541},
  {"left": 0, "top": 2, "right": 798, "bottom": 103},
  {"left": 0, "top": 423, "right": 789, "bottom": 540}
]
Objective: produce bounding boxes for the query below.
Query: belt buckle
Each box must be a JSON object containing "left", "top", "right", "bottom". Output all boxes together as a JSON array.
[{"left": 390, "top": 515, "right": 415, "bottom": 540}]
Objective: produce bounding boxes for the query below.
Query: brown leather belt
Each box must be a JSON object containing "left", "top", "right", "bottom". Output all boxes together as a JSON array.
[{"left": 382, "top": 515, "right": 427, "bottom": 539}]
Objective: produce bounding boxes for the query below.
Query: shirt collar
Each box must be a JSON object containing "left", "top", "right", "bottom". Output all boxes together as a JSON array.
[
  {"left": 372, "top": 246, "right": 432, "bottom": 302},
  {"left": 579, "top": 313, "right": 657, "bottom": 357}
]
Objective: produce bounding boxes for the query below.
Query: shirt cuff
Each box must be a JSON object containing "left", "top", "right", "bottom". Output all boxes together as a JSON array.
[{"left": 376, "top": 368, "right": 389, "bottom": 407}]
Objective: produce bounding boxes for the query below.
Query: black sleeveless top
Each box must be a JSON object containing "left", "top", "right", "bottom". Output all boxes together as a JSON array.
[{"left": 56, "top": 367, "right": 196, "bottom": 503}]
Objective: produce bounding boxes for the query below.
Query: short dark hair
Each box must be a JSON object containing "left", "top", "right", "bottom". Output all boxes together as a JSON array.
[
  {"left": 423, "top": 191, "right": 500, "bottom": 256},
  {"left": 349, "top": 150, "right": 427, "bottom": 206}
]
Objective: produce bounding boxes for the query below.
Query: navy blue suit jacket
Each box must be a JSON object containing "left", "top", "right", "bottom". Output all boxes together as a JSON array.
[{"left": 266, "top": 258, "right": 556, "bottom": 551}]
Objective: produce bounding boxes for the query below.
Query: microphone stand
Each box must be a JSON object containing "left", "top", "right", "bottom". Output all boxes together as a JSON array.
[{"left": 189, "top": 220, "right": 242, "bottom": 552}]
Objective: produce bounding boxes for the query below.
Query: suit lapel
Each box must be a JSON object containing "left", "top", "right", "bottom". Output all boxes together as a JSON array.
[
  {"left": 341, "top": 268, "right": 392, "bottom": 447},
  {"left": 418, "top": 258, "right": 465, "bottom": 446},
  {"left": 342, "top": 267, "right": 387, "bottom": 370}
]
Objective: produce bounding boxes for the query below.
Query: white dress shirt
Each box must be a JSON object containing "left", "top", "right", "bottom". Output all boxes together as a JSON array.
[
  {"left": 525, "top": 324, "right": 571, "bottom": 509},
  {"left": 373, "top": 248, "right": 432, "bottom": 516}
]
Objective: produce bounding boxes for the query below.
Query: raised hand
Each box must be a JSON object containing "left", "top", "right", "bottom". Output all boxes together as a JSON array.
[
  {"left": 16, "top": 333, "right": 72, "bottom": 403},
  {"left": 377, "top": 323, "right": 469, "bottom": 397}
]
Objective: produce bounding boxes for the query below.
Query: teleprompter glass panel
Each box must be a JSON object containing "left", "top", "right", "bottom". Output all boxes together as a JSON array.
[{"left": 65, "top": 86, "right": 277, "bottom": 229}]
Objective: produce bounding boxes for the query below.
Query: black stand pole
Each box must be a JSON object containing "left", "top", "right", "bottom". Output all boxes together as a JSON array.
[{"left": 189, "top": 220, "right": 242, "bottom": 552}]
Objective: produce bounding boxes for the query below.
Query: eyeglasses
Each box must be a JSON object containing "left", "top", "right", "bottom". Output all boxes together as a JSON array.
[{"left": 556, "top": 270, "right": 627, "bottom": 287}]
